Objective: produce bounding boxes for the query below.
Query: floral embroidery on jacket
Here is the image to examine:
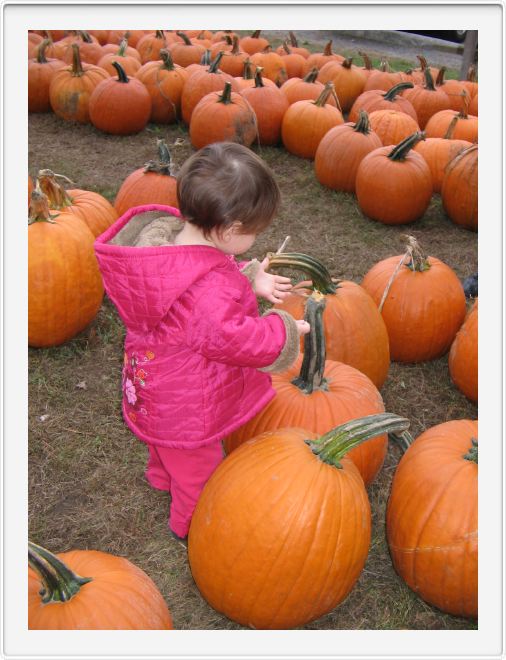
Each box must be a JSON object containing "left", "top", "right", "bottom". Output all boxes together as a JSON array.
[{"left": 122, "top": 350, "right": 155, "bottom": 418}]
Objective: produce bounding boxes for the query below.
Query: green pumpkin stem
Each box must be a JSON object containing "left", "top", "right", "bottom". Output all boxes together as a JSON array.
[
  {"left": 28, "top": 542, "right": 92, "bottom": 604},
  {"left": 251, "top": 30, "right": 262, "bottom": 39},
  {"left": 218, "top": 81, "right": 233, "bottom": 104},
  {"left": 303, "top": 67, "right": 319, "bottom": 83},
  {"left": 383, "top": 81, "right": 414, "bottom": 101},
  {"left": 111, "top": 60, "right": 129, "bottom": 83},
  {"left": 208, "top": 50, "right": 224, "bottom": 73},
  {"left": 314, "top": 81, "right": 335, "bottom": 107},
  {"left": 388, "top": 131, "right": 426, "bottom": 161},
  {"left": 443, "top": 115, "right": 459, "bottom": 139},
  {"left": 292, "top": 292, "right": 328, "bottom": 394},
  {"left": 36, "top": 39, "right": 51, "bottom": 63},
  {"left": 423, "top": 66, "right": 436, "bottom": 91},
  {"left": 176, "top": 31, "right": 192, "bottom": 46},
  {"left": 353, "top": 110, "right": 372, "bottom": 134},
  {"left": 388, "top": 429, "right": 414, "bottom": 453},
  {"left": 435, "top": 66, "right": 447, "bottom": 86},
  {"left": 143, "top": 139, "right": 173, "bottom": 176},
  {"left": 71, "top": 43, "right": 84, "bottom": 77},
  {"left": 308, "top": 413, "right": 411, "bottom": 467},
  {"left": 463, "top": 437, "right": 478, "bottom": 463},
  {"left": 266, "top": 252, "right": 337, "bottom": 294},
  {"left": 78, "top": 30, "right": 93, "bottom": 44},
  {"left": 159, "top": 49, "right": 176, "bottom": 70},
  {"left": 200, "top": 49, "right": 212, "bottom": 66}
]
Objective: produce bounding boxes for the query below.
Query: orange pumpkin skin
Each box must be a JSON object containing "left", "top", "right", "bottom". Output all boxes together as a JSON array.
[
  {"left": 441, "top": 145, "right": 478, "bottom": 231},
  {"left": 28, "top": 196, "right": 104, "bottom": 347},
  {"left": 250, "top": 50, "right": 288, "bottom": 86},
  {"left": 275, "top": 280, "right": 390, "bottom": 389},
  {"left": 316, "top": 57, "right": 367, "bottom": 112},
  {"left": 469, "top": 92, "right": 478, "bottom": 115},
  {"left": 224, "top": 355, "right": 387, "bottom": 486},
  {"left": 386, "top": 419, "right": 478, "bottom": 618},
  {"left": 414, "top": 137, "right": 472, "bottom": 193},
  {"left": 403, "top": 70, "right": 451, "bottom": 129},
  {"left": 348, "top": 82, "right": 418, "bottom": 124},
  {"left": 438, "top": 79, "right": 470, "bottom": 111},
  {"left": 361, "top": 254, "right": 467, "bottom": 362},
  {"left": 279, "top": 49, "right": 306, "bottom": 79},
  {"left": 168, "top": 31, "right": 205, "bottom": 67},
  {"left": 239, "top": 30, "right": 270, "bottom": 55},
  {"left": 425, "top": 109, "right": 478, "bottom": 143},
  {"left": 189, "top": 428, "right": 371, "bottom": 629},
  {"left": 135, "top": 50, "right": 188, "bottom": 124},
  {"left": 88, "top": 63, "right": 152, "bottom": 135},
  {"left": 136, "top": 30, "right": 168, "bottom": 64},
  {"left": 302, "top": 40, "right": 343, "bottom": 75},
  {"left": 280, "top": 70, "right": 338, "bottom": 107},
  {"left": 61, "top": 32, "right": 103, "bottom": 65},
  {"left": 28, "top": 175, "right": 34, "bottom": 207},
  {"left": 449, "top": 299, "right": 478, "bottom": 402},
  {"left": 28, "top": 41, "right": 67, "bottom": 112},
  {"left": 189, "top": 83, "right": 257, "bottom": 150},
  {"left": 101, "top": 42, "right": 141, "bottom": 61},
  {"left": 96, "top": 51, "right": 141, "bottom": 77},
  {"left": 314, "top": 111, "right": 383, "bottom": 192},
  {"left": 368, "top": 109, "right": 420, "bottom": 147},
  {"left": 240, "top": 70, "right": 289, "bottom": 145},
  {"left": 28, "top": 548, "right": 174, "bottom": 629}
]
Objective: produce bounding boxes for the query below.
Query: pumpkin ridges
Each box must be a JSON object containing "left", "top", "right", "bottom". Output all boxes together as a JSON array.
[{"left": 449, "top": 299, "right": 478, "bottom": 402}]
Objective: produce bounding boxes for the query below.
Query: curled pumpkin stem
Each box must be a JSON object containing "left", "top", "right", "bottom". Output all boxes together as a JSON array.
[{"left": 28, "top": 542, "right": 92, "bottom": 604}]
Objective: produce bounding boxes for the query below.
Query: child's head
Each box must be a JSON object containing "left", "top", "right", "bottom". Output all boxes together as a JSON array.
[{"left": 176, "top": 142, "right": 281, "bottom": 240}]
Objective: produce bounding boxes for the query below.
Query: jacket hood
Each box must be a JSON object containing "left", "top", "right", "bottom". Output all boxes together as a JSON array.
[{"left": 94, "top": 204, "right": 230, "bottom": 334}]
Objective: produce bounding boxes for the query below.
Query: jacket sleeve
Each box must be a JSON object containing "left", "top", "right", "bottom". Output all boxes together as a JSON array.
[{"left": 185, "top": 284, "right": 299, "bottom": 368}]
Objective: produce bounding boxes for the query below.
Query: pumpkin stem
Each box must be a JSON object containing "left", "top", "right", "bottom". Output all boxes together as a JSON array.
[
  {"left": 358, "top": 51, "right": 373, "bottom": 70},
  {"left": 353, "top": 109, "right": 372, "bottom": 134},
  {"left": 282, "top": 41, "right": 291, "bottom": 55},
  {"left": 155, "top": 30, "right": 165, "bottom": 40},
  {"left": 443, "top": 115, "right": 459, "bottom": 139},
  {"left": 208, "top": 50, "right": 224, "bottom": 73},
  {"left": 388, "top": 429, "right": 415, "bottom": 453},
  {"left": 254, "top": 66, "right": 266, "bottom": 87},
  {"left": 314, "top": 81, "right": 335, "bottom": 107},
  {"left": 28, "top": 542, "right": 92, "bottom": 604},
  {"left": 70, "top": 43, "right": 84, "bottom": 77},
  {"left": 417, "top": 55, "right": 428, "bottom": 71},
  {"left": 323, "top": 40, "right": 333, "bottom": 56},
  {"left": 342, "top": 57, "right": 353, "bottom": 69},
  {"left": 458, "top": 90, "right": 470, "bottom": 118},
  {"left": 291, "top": 292, "right": 328, "bottom": 394},
  {"left": 159, "top": 48, "right": 176, "bottom": 70},
  {"left": 435, "top": 66, "right": 447, "bottom": 86},
  {"left": 143, "top": 139, "right": 174, "bottom": 176},
  {"left": 111, "top": 60, "right": 129, "bottom": 83},
  {"left": 241, "top": 58, "right": 254, "bottom": 79},
  {"left": 200, "top": 49, "right": 212, "bottom": 66},
  {"left": 37, "top": 170, "right": 74, "bottom": 209},
  {"left": 78, "top": 30, "right": 93, "bottom": 44},
  {"left": 266, "top": 252, "right": 337, "bottom": 294},
  {"left": 303, "top": 67, "right": 319, "bottom": 83},
  {"left": 230, "top": 35, "right": 241, "bottom": 55},
  {"left": 467, "top": 64, "right": 477, "bottom": 82},
  {"left": 36, "top": 39, "right": 51, "bottom": 63},
  {"left": 289, "top": 31, "right": 299, "bottom": 47},
  {"left": 463, "top": 437, "right": 478, "bottom": 463},
  {"left": 251, "top": 30, "right": 262, "bottom": 39},
  {"left": 176, "top": 31, "right": 192, "bottom": 46},
  {"left": 29, "top": 186, "right": 60, "bottom": 225},
  {"left": 308, "top": 413, "right": 410, "bottom": 467},
  {"left": 423, "top": 66, "right": 436, "bottom": 91},
  {"left": 387, "top": 131, "right": 425, "bottom": 161},
  {"left": 218, "top": 81, "right": 233, "bottom": 104},
  {"left": 117, "top": 38, "right": 128, "bottom": 57},
  {"left": 383, "top": 81, "right": 414, "bottom": 101}
]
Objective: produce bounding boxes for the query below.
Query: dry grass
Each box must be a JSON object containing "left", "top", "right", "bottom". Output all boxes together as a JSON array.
[{"left": 28, "top": 41, "right": 477, "bottom": 630}]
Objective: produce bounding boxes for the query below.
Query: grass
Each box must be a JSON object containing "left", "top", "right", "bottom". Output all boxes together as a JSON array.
[{"left": 28, "top": 32, "right": 477, "bottom": 630}]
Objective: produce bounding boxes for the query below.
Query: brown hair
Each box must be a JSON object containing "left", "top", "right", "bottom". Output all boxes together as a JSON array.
[{"left": 176, "top": 142, "right": 281, "bottom": 238}]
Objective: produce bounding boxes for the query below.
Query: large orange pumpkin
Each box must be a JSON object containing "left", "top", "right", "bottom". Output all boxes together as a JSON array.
[
  {"left": 302, "top": 40, "right": 343, "bottom": 75},
  {"left": 226, "top": 293, "right": 389, "bottom": 486},
  {"left": 355, "top": 132, "right": 432, "bottom": 225},
  {"left": 361, "top": 236, "right": 467, "bottom": 362},
  {"left": 218, "top": 36, "right": 249, "bottom": 77},
  {"left": 425, "top": 94, "right": 478, "bottom": 143},
  {"left": 28, "top": 39, "right": 66, "bottom": 113},
  {"left": 28, "top": 542, "right": 174, "bottom": 629},
  {"left": 386, "top": 419, "right": 477, "bottom": 618},
  {"left": 239, "top": 29, "right": 270, "bottom": 55},
  {"left": 348, "top": 81, "right": 417, "bottom": 124},
  {"left": 135, "top": 49, "right": 188, "bottom": 124},
  {"left": 190, "top": 413, "right": 409, "bottom": 629},
  {"left": 250, "top": 47, "right": 288, "bottom": 86},
  {"left": 316, "top": 57, "right": 367, "bottom": 112},
  {"left": 280, "top": 68, "right": 338, "bottom": 107},
  {"left": 168, "top": 30, "right": 205, "bottom": 67},
  {"left": 449, "top": 299, "right": 478, "bottom": 402},
  {"left": 270, "top": 252, "right": 390, "bottom": 389},
  {"left": 114, "top": 139, "right": 178, "bottom": 216},
  {"left": 136, "top": 30, "right": 168, "bottom": 64},
  {"left": 403, "top": 67, "right": 451, "bottom": 129},
  {"left": 441, "top": 144, "right": 478, "bottom": 231},
  {"left": 368, "top": 108, "right": 420, "bottom": 147},
  {"left": 240, "top": 67, "right": 289, "bottom": 145},
  {"left": 314, "top": 110, "right": 383, "bottom": 192},
  {"left": 28, "top": 188, "right": 104, "bottom": 347}
]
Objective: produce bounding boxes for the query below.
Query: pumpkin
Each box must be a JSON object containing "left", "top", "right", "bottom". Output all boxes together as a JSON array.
[
  {"left": 101, "top": 40, "right": 141, "bottom": 62},
  {"left": 88, "top": 29, "right": 111, "bottom": 45},
  {"left": 462, "top": 64, "right": 478, "bottom": 98},
  {"left": 96, "top": 38, "right": 142, "bottom": 77},
  {"left": 362, "top": 58, "right": 407, "bottom": 92},
  {"left": 270, "top": 252, "right": 390, "bottom": 389},
  {"left": 28, "top": 188, "right": 104, "bottom": 347},
  {"left": 277, "top": 41, "right": 306, "bottom": 78},
  {"left": 355, "top": 132, "right": 432, "bottom": 225},
  {"left": 469, "top": 91, "right": 478, "bottom": 115},
  {"left": 209, "top": 34, "right": 234, "bottom": 59},
  {"left": 181, "top": 51, "right": 239, "bottom": 125},
  {"left": 403, "top": 67, "right": 451, "bottom": 129},
  {"left": 28, "top": 31, "right": 44, "bottom": 58},
  {"left": 189, "top": 81, "right": 257, "bottom": 150},
  {"left": 441, "top": 144, "right": 478, "bottom": 231},
  {"left": 348, "top": 81, "right": 417, "bottom": 124},
  {"left": 225, "top": 292, "right": 389, "bottom": 485},
  {"left": 314, "top": 110, "right": 383, "bottom": 192},
  {"left": 218, "top": 36, "right": 249, "bottom": 77},
  {"left": 285, "top": 31, "right": 310, "bottom": 58},
  {"left": 28, "top": 39, "right": 66, "bottom": 113},
  {"left": 436, "top": 68, "right": 470, "bottom": 112},
  {"left": 281, "top": 81, "right": 344, "bottom": 158},
  {"left": 88, "top": 61, "right": 151, "bottom": 135},
  {"left": 361, "top": 236, "right": 467, "bottom": 362},
  {"left": 239, "top": 29, "right": 270, "bottom": 55},
  {"left": 49, "top": 44, "right": 110, "bottom": 123},
  {"left": 114, "top": 139, "right": 179, "bottom": 216},
  {"left": 424, "top": 93, "right": 478, "bottom": 143},
  {"left": 240, "top": 67, "right": 289, "bottom": 145},
  {"left": 280, "top": 68, "right": 338, "bottom": 107},
  {"left": 211, "top": 29, "right": 239, "bottom": 44},
  {"left": 302, "top": 40, "right": 343, "bottom": 75},
  {"left": 448, "top": 299, "right": 478, "bottom": 402},
  {"left": 386, "top": 419, "right": 477, "bottom": 618},
  {"left": 368, "top": 108, "right": 420, "bottom": 146},
  {"left": 28, "top": 541, "right": 173, "bottom": 629},
  {"left": 61, "top": 30, "right": 103, "bottom": 65},
  {"left": 250, "top": 47, "right": 288, "bottom": 86},
  {"left": 107, "top": 29, "right": 147, "bottom": 48},
  {"left": 135, "top": 49, "right": 188, "bottom": 124},
  {"left": 413, "top": 119, "right": 472, "bottom": 193},
  {"left": 136, "top": 30, "right": 168, "bottom": 63},
  {"left": 190, "top": 413, "right": 409, "bottom": 629},
  {"left": 168, "top": 30, "right": 205, "bottom": 67},
  {"left": 316, "top": 57, "right": 367, "bottom": 112},
  {"left": 37, "top": 169, "right": 118, "bottom": 238}
]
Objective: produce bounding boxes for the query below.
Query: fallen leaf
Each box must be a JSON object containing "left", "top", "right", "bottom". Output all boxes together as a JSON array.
[{"left": 76, "top": 381, "right": 87, "bottom": 390}]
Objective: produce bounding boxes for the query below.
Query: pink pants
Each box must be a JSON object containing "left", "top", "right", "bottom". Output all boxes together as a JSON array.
[{"left": 145, "top": 442, "right": 224, "bottom": 538}]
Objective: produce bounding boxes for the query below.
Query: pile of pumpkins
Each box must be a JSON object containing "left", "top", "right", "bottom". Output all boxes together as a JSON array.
[{"left": 28, "top": 29, "right": 478, "bottom": 231}]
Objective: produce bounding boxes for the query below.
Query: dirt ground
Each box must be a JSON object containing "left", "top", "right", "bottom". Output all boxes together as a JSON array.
[{"left": 28, "top": 31, "right": 477, "bottom": 631}]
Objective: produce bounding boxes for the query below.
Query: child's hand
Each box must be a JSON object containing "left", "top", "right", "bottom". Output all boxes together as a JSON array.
[
  {"left": 296, "top": 320, "right": 311, "bottom": 336},
  {"left": 254, "top": 257, "right": 293, "bottom": 304}
]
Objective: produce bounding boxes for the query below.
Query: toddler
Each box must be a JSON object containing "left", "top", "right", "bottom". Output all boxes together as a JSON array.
[{"left": 94, "top": 142, "right": 309, "bottom": 541}]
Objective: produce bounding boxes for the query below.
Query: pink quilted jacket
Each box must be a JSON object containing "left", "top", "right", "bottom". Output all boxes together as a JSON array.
[{"left": 94, "top": 204, "right": 289, "bottom": 449}]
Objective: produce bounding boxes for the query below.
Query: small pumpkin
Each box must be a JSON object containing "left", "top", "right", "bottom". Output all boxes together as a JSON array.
[
  {"left": 302, "top": 40, "right": 343, "bottom": 75},
  {"left": 362, "top": 58, "right": 407, "bottom": 92},
  {"left": 169, "top": 30, "right": 205, "bottom": 67},
  {"left": 250, "top": 46, "right": 288, "bottom": 86},
  {"left": 441, "top": 144, "right": 478, "bottom": 231},
  {"left": 114, "top": 139, "right": 179, "bottom": 216},
  {"left": 280, "top": 68, "right": 338, "bottom": 107},
  {"left": 240, "top": 67, "right": 289, "bottom": 145},
  {"left": 355, "top": 132, "right": 432, "bottom": 225},
  {"left": 277, "top": 41, "right": 306, "bottom": 79},
  {"left": 61, "top": 30, "right": 103, "bottom": 65},
  {"left": 28, "top": 39, "right": 67, "bottom": 113},
  {"left": 135, "top": 49, "right": 188, "bottom": 124},
  {"left": 285, "top": 31, "right": 310, "bottom": 58},
  {"left": 189, "top": 81, "right": 257, "bottom": 150},
  {"left": 190, "top": 413, "right": 410, "bottom": 629},
  {"left": 424, "top": 92, "right": 478, "bottom": 143},
  {"left": 28, "top": 541, "right": 174, "bottom": 629},
  {"left": 403, "top": 66, "right": 452, "bottom": 129},
  {"left": 96, "top": 38, "right": 142, "bottom": 77},
  {"left": 348, "top": 81, "right": 417, "bottom": 124},
  {"left": 386, "top": 419, "right": 477, "bottom": 618},
  {"left": 239, "top": 29, "right": 270, "bottom": 55},
  {"left": 448, "top": 299, "right": 478, "bottom": 402},
  {"left": 361, "top": 236, "right": 467, "bottom": 362},
  {"left": 89, "top": 61, "right": 152, "bottom": 135},
  {"left": 218, "top": 36, "right": 249, "bottom": 77},
  {"left": 316, "top": 57, "right": 367, "bottom": 112},
  {"left": 436, "top": 67, "right": 471, "bottom": 112},
  {"left": 368, "top": 108, "right": 420, "bottom": 146},
  {"left": 136, "top": 29, "right": 168, "bottom": 63}
]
